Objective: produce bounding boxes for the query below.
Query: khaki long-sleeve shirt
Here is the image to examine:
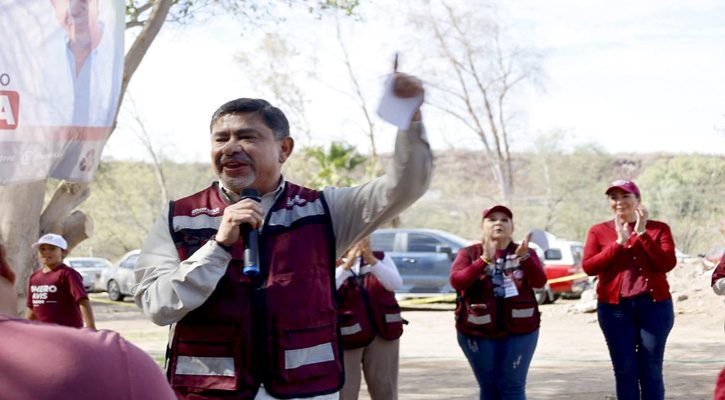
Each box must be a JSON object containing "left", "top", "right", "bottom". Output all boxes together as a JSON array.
[{"left": 134, "top": 122, "right": 432, "bottom": 327}]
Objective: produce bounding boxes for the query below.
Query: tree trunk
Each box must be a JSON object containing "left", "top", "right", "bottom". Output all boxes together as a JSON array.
[{"left": 0, "top": 181, "right": 47, "bottom": 315}]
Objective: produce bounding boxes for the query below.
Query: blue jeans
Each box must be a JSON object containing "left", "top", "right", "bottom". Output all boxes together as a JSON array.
[
  {"left": 598, "top": 295, "right": 674, "bottom": 400},
  {"left": 457, "top": 330, "right": 539, "bottom": 400}
]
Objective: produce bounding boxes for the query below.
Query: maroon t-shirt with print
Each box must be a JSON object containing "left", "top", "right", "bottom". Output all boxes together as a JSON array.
[{"left": 26, "top": 264, "right": 88, "bottom": 328}]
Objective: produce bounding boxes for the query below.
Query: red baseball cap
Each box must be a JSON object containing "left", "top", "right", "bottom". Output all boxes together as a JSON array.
[
  {"left": 605, "top": 179, "right": 640, "bottom": 197},
  {"left": 482, "top": 205, "right": 513, "bottom": 220}
]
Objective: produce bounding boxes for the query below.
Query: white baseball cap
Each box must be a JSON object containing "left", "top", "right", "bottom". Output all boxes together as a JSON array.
[{"left": 32, "top": 233, "right": 68, "bottom": 250}]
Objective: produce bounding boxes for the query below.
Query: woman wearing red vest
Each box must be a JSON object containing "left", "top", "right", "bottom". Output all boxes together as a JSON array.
[
  {"left": 450, "top": 205, "right": 547, "bottom": 400},
  {"left": 336, "top": 237, "right": 404, "bottom": 400},
  {"left": 583, "top": 180, "right": 676, "bottom": 400}
]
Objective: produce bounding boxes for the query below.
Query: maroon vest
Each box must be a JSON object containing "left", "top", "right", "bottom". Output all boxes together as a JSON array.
[
  {"left": 337, "top": 252, "right": 404, "bottom": 349},
  {"left": 167, "top": 182, "right": 342, "bottom": 399},
  {"left": 455, "top": 243, "right": 541, "bottom": 338}
]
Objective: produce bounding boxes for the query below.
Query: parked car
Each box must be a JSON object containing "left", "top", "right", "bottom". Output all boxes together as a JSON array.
[
  {"left": 101, "top": 249, "right": 140, "bottom": 301},
  {"left": 65, "top": 257, "right": 113, "bottom": 292},
  {"left": 370, "top": 229, "right": 472, "bottom": 294},
  {"left": 530, "top": 240, "right": 589, "bottom": 304}
]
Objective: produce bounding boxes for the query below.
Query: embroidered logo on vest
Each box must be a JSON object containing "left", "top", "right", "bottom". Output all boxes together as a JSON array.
[
  {"left": 286, "top": 195, "right": 307, "bottom": 207},
  {"left": 191, "top": 206, "right": 221, "bottom": 216}
]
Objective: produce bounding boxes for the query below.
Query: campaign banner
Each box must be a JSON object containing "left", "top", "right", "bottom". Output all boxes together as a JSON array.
[{"left": 0, "top": 0, "right": 124, "bottom": 184}]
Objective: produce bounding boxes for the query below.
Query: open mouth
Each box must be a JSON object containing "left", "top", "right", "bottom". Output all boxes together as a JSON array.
[{"left": 222, "top": 161, "right": 249, "bottom": 173}]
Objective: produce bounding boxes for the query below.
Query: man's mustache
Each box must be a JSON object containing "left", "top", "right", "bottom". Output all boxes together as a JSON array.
[{"left": 220, "top": 153, "right": 254, "bottom": 167}]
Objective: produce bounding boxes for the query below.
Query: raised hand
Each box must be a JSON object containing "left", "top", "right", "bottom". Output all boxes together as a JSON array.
[
  {"left": 392, "top": 72, "right": 425, "bottom": 121},
  {"left": 358, "top": 237, "right": 378, "bottom": 266},
  {"left": 634, "top": 204, "right": 649, "bottom": 234},
  {"left": 515, "top": 232, "right": 533, "bottom": 258},
  {"left": 481, "top": 237, "right": 496, "bottom": 263},
  {"left": 614, "top": 214, "right": 628, "bottom": 246}
]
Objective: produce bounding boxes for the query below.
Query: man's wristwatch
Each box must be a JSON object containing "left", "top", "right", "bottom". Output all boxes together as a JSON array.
[{"left": 211, "top": 235, "right": 233, "bottom": 253}]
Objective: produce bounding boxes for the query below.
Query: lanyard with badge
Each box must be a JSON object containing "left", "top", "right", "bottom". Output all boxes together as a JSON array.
[{"left": 488, "top": 250, "right": 522, "bottom": 298}]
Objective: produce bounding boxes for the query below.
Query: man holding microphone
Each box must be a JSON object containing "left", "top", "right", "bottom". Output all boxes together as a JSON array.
[{"left": 134, "top": 70, "right": 431, "bottom": 400}]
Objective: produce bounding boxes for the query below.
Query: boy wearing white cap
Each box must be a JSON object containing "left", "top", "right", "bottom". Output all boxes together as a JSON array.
[{"left": 25, "top": 233, "right": 96, "bottom": 329}]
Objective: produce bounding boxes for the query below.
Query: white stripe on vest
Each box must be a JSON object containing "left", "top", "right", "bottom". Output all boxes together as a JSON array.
[
  {"left": 175, "top": 355, "right": 235, "bottom": 377},
  {"left": 385, "top": 313, "right": 403, "bottom": 323},
  {"left": 284, "top": 342, "right": 335, "bottom": 370},
  {"left": 268, "top": 198, "right": 325, "bottom": 228},
  {"left": 340, "top": 323, "right": 362, "bottom": 336},
  {"left": 512, "top": 308, "right": 535, "bottom": 318},
  {"left": 172, "top": 214, "right": 222, "bottom": 232},
  {"left": 467, "top": 314, "right": 492, "bottom": 325}
]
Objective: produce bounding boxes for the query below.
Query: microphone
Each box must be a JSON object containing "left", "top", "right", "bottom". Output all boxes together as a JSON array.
[{"left": 240, "top": 188, "right": 261, "bottom": 276}]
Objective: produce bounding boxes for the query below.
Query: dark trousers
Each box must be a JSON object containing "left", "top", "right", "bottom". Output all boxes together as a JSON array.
[
  {"left": 457, "top": 330, "right": 539, "bottom": 400},
  {"left": 598, "top": 295, "right": 674, "bottom": 400}
]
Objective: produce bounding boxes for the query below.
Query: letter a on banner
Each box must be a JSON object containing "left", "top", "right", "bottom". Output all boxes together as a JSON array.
[{"left": 0, "top": 0, "right": 125, "bottom": 184}]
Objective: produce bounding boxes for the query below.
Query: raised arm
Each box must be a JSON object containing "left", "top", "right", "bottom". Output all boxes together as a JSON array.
[
  {"left": 369, "top": 253, "right": 403, "bottom": 292},
  {"left": 582, "top": 224, "right": 624, "bottom": 276},
  {"left": 450, "top": 248, "right": 488, "bottom": 292},
  {"left": 324, "top": 73, "right": 432, "bottom": 258},
  {"left": 635, "top": 223, "right": 676, "bottom": 273}
]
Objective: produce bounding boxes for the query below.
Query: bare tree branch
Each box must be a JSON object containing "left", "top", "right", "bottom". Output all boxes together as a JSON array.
[{"left": 335, "top": 20, "right": 377, "bottom": 161}]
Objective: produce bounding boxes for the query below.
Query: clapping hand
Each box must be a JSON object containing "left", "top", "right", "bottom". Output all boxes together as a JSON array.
[
  {"left": 614, "top": 214, "right": 631, "bottom": 246},
  {"left": 515, "top": 232, "right": 533, "bottom": 258},
  {"left": 358, "top": 237, "right": 378, "bottom": 267},
  {"left": 481, "top": 237, "right": 496, "bottom": 263},
  {"left": 634, "top": 204, "right": 649, "bottom": 235}
]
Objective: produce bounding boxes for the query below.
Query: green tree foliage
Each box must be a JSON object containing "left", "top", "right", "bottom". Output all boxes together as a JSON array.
[
  {"left": 303, "top": 141, "right": 367, "bottom": 189},
  {"left": 636, "top": 154, "right": 725, "bottom": 254},
  {"left": 516, "top": 131, "right": 614, "bottom": 242}
]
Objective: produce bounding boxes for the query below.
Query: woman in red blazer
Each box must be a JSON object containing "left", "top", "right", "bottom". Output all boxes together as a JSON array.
[
  {"left": 450, "top": 205, "right": 547, "bottom": 400},
  {"left": 583, "top": 180, "right": 676, "bottom": 400}
]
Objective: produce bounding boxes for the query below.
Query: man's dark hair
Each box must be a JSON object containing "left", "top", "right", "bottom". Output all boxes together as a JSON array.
[{"left": 209, "top": 98, "right": 290, "bottom": 140}]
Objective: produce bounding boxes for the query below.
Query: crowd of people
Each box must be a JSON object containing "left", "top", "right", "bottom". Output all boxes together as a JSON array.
[{"left": 0, "top": 70, "right": 724, "bottom": 400}]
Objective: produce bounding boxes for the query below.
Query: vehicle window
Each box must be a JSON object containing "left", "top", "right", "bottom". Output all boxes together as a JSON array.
[
  {"left": 407, "top": 233, "right": 443, "bottom": 252},
  {"left": 370, "top": 233, "right": 395, "bottom": 252},
  {"left": 69, "top": 260, "right": 93, "bottom": 268},
  {"left": 545, "top": 248, "right": 562, "bottom": 261},
  {"left": 121, "top": 255, "right": 139, "bottom": 269}
]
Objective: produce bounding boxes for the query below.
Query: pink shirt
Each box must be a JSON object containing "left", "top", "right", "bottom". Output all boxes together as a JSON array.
[
  {"left": 0, "top": 316, "right": 175, "bottom": 399},
  {"left": 26, "top": 264, "right": 87, "bottom": 328}
]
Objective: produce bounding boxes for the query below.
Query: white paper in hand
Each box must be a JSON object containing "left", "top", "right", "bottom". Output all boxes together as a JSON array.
[{"left": 376, "top": 75, "right": 424, "bottom": 131}]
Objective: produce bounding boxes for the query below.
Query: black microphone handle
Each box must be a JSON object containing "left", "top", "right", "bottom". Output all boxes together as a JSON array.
[{"left": 240, "top": 188, "right": 261, "bottom": 276}]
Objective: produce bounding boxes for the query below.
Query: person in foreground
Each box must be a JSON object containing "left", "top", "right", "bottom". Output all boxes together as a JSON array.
[
  {"left": 0, "top": 241, "right": 175, "bottom": 399},
  {"left": 582, "top": 180, "right": 676, "bottom": 400},
  {"left": 450, "top": 205, "right": 547, "bottom": 400},
  {"left": 336, "top": 237, "right": 404, "bottom": 400},
  {"left": 134, "top": 72, "right": 431, "bottom": 399},
  {"left": 710, "top": 253, "right": 725, "bottom": 296},
  {"left": 25, "top": 233, "right": 96, "bottom": 329}
]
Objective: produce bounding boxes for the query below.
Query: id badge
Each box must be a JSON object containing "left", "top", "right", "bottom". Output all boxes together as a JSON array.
[{"left": 503, "top": 275, "right": 519, "bottom": 298}]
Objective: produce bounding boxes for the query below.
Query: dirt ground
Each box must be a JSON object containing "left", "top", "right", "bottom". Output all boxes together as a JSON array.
[{"left": 92, "top": 258, "right": 725, "bottom": 400}]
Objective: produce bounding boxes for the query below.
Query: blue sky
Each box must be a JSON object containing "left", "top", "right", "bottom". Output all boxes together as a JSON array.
[{"left": 104, "top": 0, "right": 725, "bottom": 162}]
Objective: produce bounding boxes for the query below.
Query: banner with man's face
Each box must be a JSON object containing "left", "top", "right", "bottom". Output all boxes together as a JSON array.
[{"left": 0, "top": 0, "right": 124, "bottom": 184}]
